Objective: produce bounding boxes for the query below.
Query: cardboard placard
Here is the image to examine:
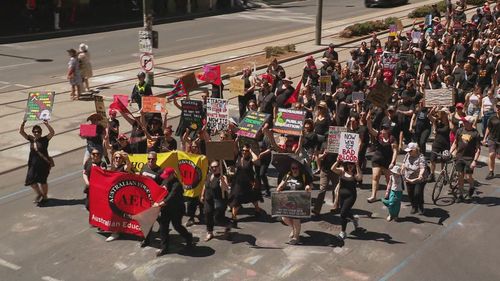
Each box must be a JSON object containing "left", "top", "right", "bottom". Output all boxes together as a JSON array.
[
  {"left": 367, "top": 82, "right": 393, "bottom": 108},
  {"left": 388, "top": 24, "right": 397, "bottom": 37},
  {"left": 352, "top": 92, "right": 365, "bottom": 102},
  {"left": 142, "top": 96, "right": 167, "bottom": 113},
  {"left": 327, "top": 126, "right": 347, "bottom": 153},
  {"left": 319, "top": 75, "right": 332, "bottom": 94},
  {"left": 181, "top": 100, "right": 203, "bottom": 132},
  {"left": 271, "top": 191, "right": 311, "bottom": 218},
  {"left": 206, "top": 141, "right": 236, "bottom": 160},
  {"left": 338, "top": 132, "right": 360, "bottom": 163},
  {"left": 80, "top": 124, "right": 97, "bottom": 137},
  {"left": 94, "top": 95, "right": 108, "bottom": 128},
  {"left": 230, "top": 77, "right": 245, "bottom": 96},
  {"left": 424, "top": 88, "right": 453, "bottom": 107},
  {"left": 180, "top": 72, "right": 199, "bottom": 93},
  {"left": 237, "top": 111, "right": 269, "bottom": 139},
  {"left": 411, "top": 31, "right": 421, "bottom": 44},
  {"left": 396, "top": 19, "right": 404, "bottom": 31},
  {"left": 24, "top": 91, "right": 55, "bottom": 121},
  {"left": 273, "top": 108, "right": 306, "bottom": 136},
  {"left": 207, "top": 98, "right": 229, "bottom": 133}
]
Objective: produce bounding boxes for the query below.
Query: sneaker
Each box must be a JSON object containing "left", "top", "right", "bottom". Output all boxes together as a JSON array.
[
  {"left": 366, "top": 197, "right": 377, "bottom": 203},
  {"left": 105, "top": 233, "right": 119, "bottom": 242},
  {"left": 289, "top": 238, "right": 299, "bottom": 245},
  {"left": 386, "top": 215, "right": 393, "bottom": 222},
  {"left": 185, "top": 219, "right": 195, "bottom": 227},
  {"left": 338, "top": 231, "right": 346, "bottom": 240},
  {"left": 486, "top": 172, "right": 494, "bottom": 180}
]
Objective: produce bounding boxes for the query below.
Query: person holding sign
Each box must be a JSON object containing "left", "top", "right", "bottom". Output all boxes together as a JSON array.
[
  {"left": 330, "top": 159, "right": 362, "bottom": 240},
  {"left": 238, "top": 68, "right": 256, "bottom": 118},
  {"left": 276, "top": 163, "right": 312, "bottom": 245},
  {"left": 19, "top": 120, "right": 55, "bottom": 205}
]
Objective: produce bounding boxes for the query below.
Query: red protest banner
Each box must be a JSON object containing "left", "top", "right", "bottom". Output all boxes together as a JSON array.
[{"left": 88, "top": 167, "right": 167, "bottom": 237}]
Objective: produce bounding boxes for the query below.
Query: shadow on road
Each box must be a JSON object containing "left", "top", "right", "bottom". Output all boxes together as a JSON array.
[
  {"left": 39, "top": 198, "right": 85, "bottom": 207},
  {"left": 348, "top": 227, "right": 404, "bottom": 244},
  {"left": 302, "top": 230, "right": 345, "bottom": 247}
]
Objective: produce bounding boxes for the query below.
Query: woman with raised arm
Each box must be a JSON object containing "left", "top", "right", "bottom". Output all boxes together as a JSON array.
[{"left": 19, "top": 120, "right": 55, "bottom": 205}]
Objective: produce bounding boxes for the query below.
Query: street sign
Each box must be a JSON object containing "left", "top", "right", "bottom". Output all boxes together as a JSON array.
[
  {"left": 139, "top": 30, "right": 153, "bottom": 53},
  {"left": 140, "top": 53, "right": 154, "bottom": 73}
]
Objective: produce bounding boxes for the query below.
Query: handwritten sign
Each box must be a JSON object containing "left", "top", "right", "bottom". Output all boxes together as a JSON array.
[
  {"left": 24, "top": 91, "right": 55, "bottom": 121},
  {"left": 273, "top": 108, "right": 306, "bottom": 136},
  {"left": 389, "top": 24, "right": 397, "bottom": 37},
  {"left": 271, "top": 191, "right": 311, "bottom": 218},
  {"left": 352, "top": 92, "right": 365, "bottom": 102},
  {"left": 367, "top": 82, "right": 393, "bottom": 108},
  {"left": 207, "top": 98, "right": 229, "bottom": 133},
  {"left": 319, "top": 75, "right": 332, "bottom": 94},
  {"left": 230, "top": 77, "right": 245, "bottom": 96},
  {"left": 142, "top": 96, "right": 166, "bottom": 113},
  {"left": 181, "top": 100, "right": 203, "bottom": 132},
  {"left": 424, "top": 88, "right": 453, "bottom": 107},
  {"left": 411, "top": 31, "right": 421, "bottom": 44},
  {"left": 338, "top": 132, "right": 360, "bottom": 163},
  {"left": 237, "top": 111, "right": 269, "bottom": 139},
  {"left": 94, "top": 95, "right": 108, "bottom": 127},
  {"left": 327, "top": 126, "right": 347, "bottom": 153}
]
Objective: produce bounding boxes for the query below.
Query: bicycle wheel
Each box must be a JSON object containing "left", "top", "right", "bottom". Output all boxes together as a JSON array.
[
  {"left": 448, "top": 162, "right": 459, "bottom": 198},
  {"left": 432, "top": 170, "right": 446, "bottom": 204}
]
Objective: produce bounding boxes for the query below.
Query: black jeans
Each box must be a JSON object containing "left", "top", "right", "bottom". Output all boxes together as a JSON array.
[
  {"left": 184, "top": 196, "right": 203, "bottom": 221},
  {"left": 255, "top": 163, "right": 270, "bottom": 193},
  {"left": 313, "top": 170, "right": 339, "bottom": 214},
  {"left": 204, "top": 199, "right": 230, "bottom": 232},
  {"left": 406, "top": 181, "right": 426, "bottom": 211},
  {"left": 414, "top": 126, "right": 431, "bottom": 155},
  {"left": 159, "top": 208, "right": 192, "bottom": 251},
  {"left": 339, "top": 186, "right": 357, "bottom": 232}
]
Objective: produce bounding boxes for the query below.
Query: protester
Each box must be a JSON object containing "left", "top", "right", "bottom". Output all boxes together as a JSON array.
[
  {"left": 78, "top": 43, "right": 93, "bottom": 92},
  {"left": 82, "top": 114, "right": 106, "bottom": 165},
  {"left": 66, "top": 48, "right": 82, "bottom": 100},
  {"left": 238, "top": 68, "right": 256, "bottom": 118},
  {"left": 276, "top": 162, "right": 312, "bottom": 245},
  {"left": 154, "top": 168, "right": 194, "bottom": 257},
  {"left": 82, "top": 149, "right": 107, "bottom": 210},
  {"left": 402, "top": 142, "right": 428, "bottom": 215},
  {"left": 19, "top": 120, "right": 55, "bottom": 205},
  {"left": 107, "top": 109, "right": 120, "bottom": 147},
  {"left": 383, "top": 165, "right": 404, "bottom": 222},
  {"left": 428, "top": 107, "right": 451, "bottom": 182},
  {"left": 483, "top": 101, "right": 500, "bottom": 180}
]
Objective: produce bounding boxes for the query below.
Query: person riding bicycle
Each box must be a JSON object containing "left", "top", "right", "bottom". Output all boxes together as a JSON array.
[{"left": 450, "top": 116, "right": 481, "bottom": 202}]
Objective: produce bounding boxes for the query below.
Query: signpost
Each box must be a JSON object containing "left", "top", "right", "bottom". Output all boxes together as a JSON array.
[{"left": 140, "top": 53, "right": 154, "bottom": 73}]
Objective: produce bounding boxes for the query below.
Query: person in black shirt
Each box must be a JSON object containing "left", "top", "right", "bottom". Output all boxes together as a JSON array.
[
  {"left": 140, "top": 151, "right": 162, "bottom": 184},
  {"left": 107, "top": 109, "right": 120, "bottom": 146},
  {"left": 410, "top": 100, "right": 432, "bottom": 155},
  {"left": 477, "top": 55, "right": 495, "bottom": 92},
  {"left": 153, "top": 168, "right": 194, "bottom": 257},
  {"left": 238, "top": 68, "right": 256, "bottom": 118},
  {"left": 83, "top": 114, "right": 105, "bottom": 165},
  {"left": 483, "top": 101, "right": 500, "bottom": 180},
  {"left": 105, "top": 133, "right": 133, "bottom": 154},
  {"left": 257, "top": 81, "right": 276, "bottom": 116},
  {"left": 83, "top": 149, "right": 107, "bottom": 210},
  {"left": 312, "top": 140, "right": 339, "bottom": 216},
  {"left": 323, "top": 43, "right": 339, "bottom": 62},
  {"left": 154, "top": 125, "right": 177, "bottom": 152},
  {"left": 428, "top": 107, "right": 451, "bottom": 182},
  {"left": 275, "top": 77, "right": 295, "bottom": 108}
]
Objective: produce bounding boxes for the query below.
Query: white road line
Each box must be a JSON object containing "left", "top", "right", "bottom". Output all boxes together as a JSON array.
[
  {"left": 0, "top": 81, "right": 9, "bottom": 84},
  {"left": 0, "top": 85, "right": 10, "bottom": 90},
  {"left": 0, "top": 61, "right": 37, "bottom": 70},
  {"left": 0, "top": 258, "right": 21, "bottom": 271},
  {"left": 42, "top": 276, "right": 64, "bottom": 281},
  {"left": 14, "top": 83, "right": 31, "bottom": 88},
  {"left": 175, "top": 34, "right": 213, "bottom": 42}
]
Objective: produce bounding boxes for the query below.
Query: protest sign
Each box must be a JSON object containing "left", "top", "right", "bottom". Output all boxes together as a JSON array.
[
  {"left": 206, "top": 141, "right": 236, "bottom": 160},
  {"left": 237, "top": 111, "right": 269, "bottom": 139},
  {"left": 80, "top": 124, "right": 97, "bottom": 137},
  {"left": 319, "top": 75, "right": 332, "bottom": 94},
  {"left": 327, "top": 126, "right": 347, "bottom": 153},
  {"left": 24, "top": 91, "right": 55, "bottom": 121},
  {"left": 181, "top": 100, "right": 203, "bottom": 133},
  {"left": 271, "top": 191, "right": 311, "bottom": 218},
  {"left": 411, "top": 31, "right": 421, "bottom": 44},
  {"left": 230, "top": 77, "right": 245, "bottom": 96},
  {"left": 142, "top": 96, "right": 166, "bottom": 113},
  {"left": 396, "top": 19, "right": 404, "bottom": 31},
  {"left": 388, "top": 24, "right": 397, "bottom": 37},
  {"left": 207, "top": 98, "right": 229, "bottom": 133},
  {"left": 367, "top": 82, "right": 393, "bottom": 108},
  {"left": 424, "top": 88, "right": 453, "bottom": 107},
  {"left": 273, "top": 108, "right": 306, "bottom": 136},
  {"left": 352, "top": 92, "right": 365, "bottom": 102},
  {"left": 382, "top": 52, "right": 399, "bottom": 70},
  {"left": 180, "top": 72, "right": 199, "bottom": 93},
  {"left": 94, "top": 95, "right": 108, "bottom": 127},
  {"left": 338, "top": 132, "right": 360, "bottom": 163},
  {"left": 89, "top": 167, "right": 168, "bottom": 237}
]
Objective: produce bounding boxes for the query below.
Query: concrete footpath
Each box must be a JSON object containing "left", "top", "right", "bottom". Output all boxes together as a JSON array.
[{"left": 0, "top": 0, "right": 471, "bottom": 175}]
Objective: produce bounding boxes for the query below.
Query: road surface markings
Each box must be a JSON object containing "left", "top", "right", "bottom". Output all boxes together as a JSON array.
[
  {"left": 91, "top": 75, "right": 126, "bottom": 84},
  {"left": 0, "top": 61, "right": 37, "bottom": 70},
  {"left": 42, "top": 276, "right": 63, "bottom": 281},
  {"left": 14, "top": 83, "right": 31, "bottom": 88},
  {"left": 0, "top": 258, "right": 21, "bottom": 271},
  {"left": 0, "top": 81, "right": 9, "bottom": 84},
  {"left": 175, "top": 34, "right": 213, "bottom": 42},
  {"left": 213, "top": 8, "right": 313, "bottom": 24}
]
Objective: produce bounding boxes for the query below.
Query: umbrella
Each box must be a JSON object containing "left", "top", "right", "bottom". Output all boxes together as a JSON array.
[{"left": 271, "top": 153, "right": 313, "bottom": 183}]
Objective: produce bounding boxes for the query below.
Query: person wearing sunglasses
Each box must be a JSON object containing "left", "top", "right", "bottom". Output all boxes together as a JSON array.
[
  {"left": 82, "top": 149, "right": 107, "bottom": 210},
  {"left": 140, "top": 152, "right": 162, "bottom": 185},
  {"left": 19, "top": 120, "right": 55, "bottom": 205},
  {"left": 276, "top": 163, "right": 312, "bottom": 245},
  {"left": 483, "top": 101, "right": 500, "bottom": 180},
  {"left": 200, "top": 160, "right": 232, "bottom": 241}
]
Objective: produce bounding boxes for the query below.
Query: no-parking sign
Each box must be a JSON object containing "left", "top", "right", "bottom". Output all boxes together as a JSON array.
[{"left": 140, "top": 53, "right": 154, "bottom": 73}]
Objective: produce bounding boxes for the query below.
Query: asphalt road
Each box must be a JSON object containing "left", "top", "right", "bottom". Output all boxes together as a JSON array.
[{"left": 0, "top": 0, "right": 429, "bottom": 92}]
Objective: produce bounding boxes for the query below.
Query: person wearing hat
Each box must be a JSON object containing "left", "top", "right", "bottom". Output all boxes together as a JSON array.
[
  {"left": 275, "top": 77, "right": 295, "bottom": 109},
  {"left": 153, "top": 167, "right": 194, "bottom": 256},
  {"left": 323, "top": 43, "right": 338, "bottom": 62},
  {"left": 302, "top": 57, "right": 319, "bottom": 87},
  {"left": 129, "top": 71, "right": 153, "bottom": 109},
  {"left": 78, "top": 43, "right": 93, "bottom": 92},
  {"left": 483, "top": 101, "right": 500, "bottom": 180},
  {"left": 82, "top": 113, "right": 106, "bottom": 166},
  {"left": 104, "top": 133, "right": 132, "bottom": 155},
  {"left": 66, "top": 48, "right": 82, "bottom": 100},
  {"left": 401, "top": 142, "right": 428, "bottom": 215},
  {"left": 382, "top": 165, "right": 404, "bottom": 222},
  {"left": 450, "top": 115, "right": 481, "bottom": 202}
]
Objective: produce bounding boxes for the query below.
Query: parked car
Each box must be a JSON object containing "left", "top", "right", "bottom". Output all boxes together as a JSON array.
[{"left": 365, "top": 0, "right": 408, "bottom": 8}]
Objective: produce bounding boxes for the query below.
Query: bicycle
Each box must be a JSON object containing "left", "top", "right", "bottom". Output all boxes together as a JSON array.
[{"left": 431, "top": 151, "right": 459, "bottom": 204}]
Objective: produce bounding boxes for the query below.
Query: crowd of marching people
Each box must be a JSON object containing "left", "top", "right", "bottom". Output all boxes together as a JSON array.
[{"left": 21, "top": 1, "right": 500, "bottom": 256}]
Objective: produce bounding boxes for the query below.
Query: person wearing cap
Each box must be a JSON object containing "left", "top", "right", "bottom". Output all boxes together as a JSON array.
[
  {"left": 323, "top": 43, "right": 338, "bottom": 62},
  {"left": 78, "top": 43, "right": 93, "bottom": 92},
  {"left": 107, "top": 109, "right": 120, "bottom": 147},
  {"left": 450, "top": 115, "right": 481, "bottom": 202},
  {"left": 153, "top": 167, "right": 194, "bottom": 256},
  {"left": 129, "top": 71, "right": 153, "bottom": 109},
  {"left": 66, "top": 48, "right": 82, "bottom": 100},
  {"left": 302, "top": 57, "right": 319, "bottom": 87},
  {"left": 401, "top": 142, "right": 427, "bottom": 215},
  {"left": 427, "top": 106, "right": 451, "bottom": 182},
  {"left": 383, "top": 165, "right": 404, "bottom": 222},
  {"left": 82, "top": 113, "right": 106, "bottom": 166},
  {"left": 483, "top": 101, "right": 500, "bottom": 180}
]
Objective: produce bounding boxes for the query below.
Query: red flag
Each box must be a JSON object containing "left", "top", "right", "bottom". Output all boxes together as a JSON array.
[
  {"left": 89, "top": 167, "right": 168, "bottom": 237},
  {"left": 109, "top": 95, "right": 134, "bottom": 121},
  {"left": 196, "top": 64, "right": 221, "bottom": 86},
  {"left": 284, "top": 81, "right": 302, "bottom": 106}
]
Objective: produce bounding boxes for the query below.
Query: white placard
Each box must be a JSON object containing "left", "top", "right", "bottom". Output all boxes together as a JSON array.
[{"left": 338, "top": 132, "right": 360, "bottom": 163}]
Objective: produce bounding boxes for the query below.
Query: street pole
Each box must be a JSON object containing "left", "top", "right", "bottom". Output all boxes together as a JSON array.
[
  {"left": 315, "top": 0, "right": 323, "bottom": 46},
  {"left": 143, "top": 0, "right": 154, "bottom": 85}
]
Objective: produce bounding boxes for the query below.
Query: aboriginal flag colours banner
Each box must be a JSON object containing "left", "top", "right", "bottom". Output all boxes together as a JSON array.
[
  {"left": 166, "top": 80, "right": 188, "bottom": 100},
  {"left": 196, "top": 65, "right": 222, "bottom": 86},
  {"left": 89, "top": 167, "right": 167, "bottom": 237},
  {"left": 284, "top": 81, "right": 301, "bottom": 106}
]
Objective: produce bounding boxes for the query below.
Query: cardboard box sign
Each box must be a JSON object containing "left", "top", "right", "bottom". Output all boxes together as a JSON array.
[
  {"left": 206, "top": 141, "right": 236, "bottom": 160},
  {"left": 180, "top": 72, "right": 199, "bottom": 93},
  {"left": 230, "top": 77, "right": 245, "bottom": 96}
]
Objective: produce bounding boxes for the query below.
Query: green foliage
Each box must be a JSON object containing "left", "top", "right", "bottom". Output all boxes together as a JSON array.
[
  {"left": 339, "top": 17, "right": 401, "bottom": 38},
  {"left": 264, "top": 44, "right": 296, "bottom": 58},
  {"left": 408, "top": 1, "right": 447, "bottom": 18}
]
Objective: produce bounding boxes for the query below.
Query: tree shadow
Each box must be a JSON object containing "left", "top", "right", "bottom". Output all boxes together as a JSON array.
[
  {"left": 348, "top": 227, "right": 404, "bottom": 244},
  {"left": 39, "top": 198, "right": 85, "bottom": 208},
  {"left": 302, "top": 230, "right": 345, "bottom": 247}
]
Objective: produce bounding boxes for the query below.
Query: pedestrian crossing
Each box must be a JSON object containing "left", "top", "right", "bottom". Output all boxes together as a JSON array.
[{"left": 212, "top": 7, "right": 314, "bottom": 24}]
